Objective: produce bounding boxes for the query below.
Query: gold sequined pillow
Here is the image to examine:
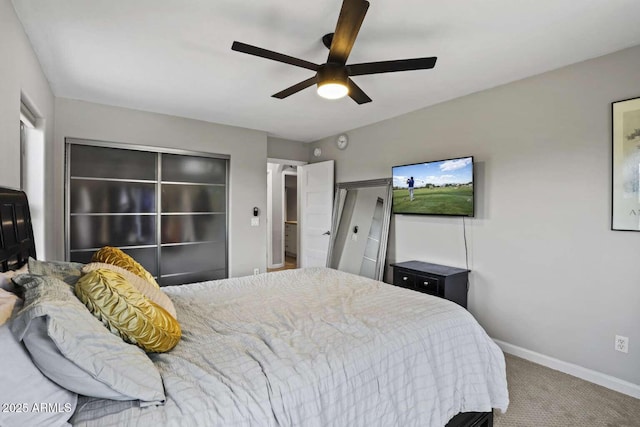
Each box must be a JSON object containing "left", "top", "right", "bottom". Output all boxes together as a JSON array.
[
  {"left": 75, "top": 269, "right": 181, "bottom": 353},
  {"left": 92, "top": 246, "right": 159, "bottom": 289},
  {"left": 82, "top": 263, "right": 177, "bottom": 319}
]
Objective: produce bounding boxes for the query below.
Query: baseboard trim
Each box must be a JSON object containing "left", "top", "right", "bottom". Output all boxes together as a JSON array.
[
  {"left": 268, "top": 263, "right": 284, "bottom": 269},
  {"left": 493, "top": 339, "right": 640, "bottom": 399}
]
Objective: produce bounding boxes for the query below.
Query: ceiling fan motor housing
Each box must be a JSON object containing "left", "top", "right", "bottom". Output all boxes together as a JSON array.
[{"left": 317, "top": 63, "right": 349, "bottom": 87}]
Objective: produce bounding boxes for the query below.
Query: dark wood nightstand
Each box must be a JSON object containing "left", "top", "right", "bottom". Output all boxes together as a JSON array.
[
  {"left": 446, "top": 411, "right": 493, "bottom": 427},
  {"left": 390, "top": 260, "right": 470, "bottom": 308}
]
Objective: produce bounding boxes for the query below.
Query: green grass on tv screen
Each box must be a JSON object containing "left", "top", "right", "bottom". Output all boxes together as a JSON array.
[{"left": 392, "top": 185, "right": 473, "bottom": 216}]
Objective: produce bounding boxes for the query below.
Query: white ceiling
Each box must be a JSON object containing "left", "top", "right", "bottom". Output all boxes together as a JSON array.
[{"left": 12, "top": 0, "right": 640, "bottom": 142}]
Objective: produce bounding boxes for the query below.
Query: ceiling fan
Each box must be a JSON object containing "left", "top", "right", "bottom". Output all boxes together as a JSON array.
[{"left": 231, "top": 0, "right": 437, "bottom": 104}]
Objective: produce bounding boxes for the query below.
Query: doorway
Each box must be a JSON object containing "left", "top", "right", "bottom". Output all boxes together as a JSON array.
[{"left": 266, "top": 159, "right": 306, "bottom": 272}]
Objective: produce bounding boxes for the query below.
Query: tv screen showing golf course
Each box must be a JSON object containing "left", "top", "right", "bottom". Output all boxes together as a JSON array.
[{"left": 392, "top": 156, "right": 474, "bottom": 216}]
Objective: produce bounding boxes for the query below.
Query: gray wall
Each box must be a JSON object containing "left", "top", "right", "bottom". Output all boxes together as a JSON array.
[
  {"left": 0, "top": 0, "right": 55, "bottom": 256},
  {"left": 311, "top": 45, "right": 640, "bottom": 386},
  {"left": 267, "top": 137, "right": 310, "bottom": 162},
  {"left": 54, "top": 98, "right": 268, "bottom": 277}
]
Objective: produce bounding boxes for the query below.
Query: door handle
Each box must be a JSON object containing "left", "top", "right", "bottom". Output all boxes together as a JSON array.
[{"left": 322, "top": 231, "right": 331, "bottom": 235}]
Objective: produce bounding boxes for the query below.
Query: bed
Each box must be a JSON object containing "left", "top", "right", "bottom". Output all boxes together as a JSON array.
[{"left": 0, "top": 187, "right": 508, "bottom": 426}]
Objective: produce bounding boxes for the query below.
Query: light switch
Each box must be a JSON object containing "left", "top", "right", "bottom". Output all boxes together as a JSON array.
[{"left": 251, "top": 217, "right": 259, "bottom": 227}]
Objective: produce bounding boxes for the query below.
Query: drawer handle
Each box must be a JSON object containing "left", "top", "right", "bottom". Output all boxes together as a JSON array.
[{"left": 403, "top": 276, "right": 409, "bottom": 281}]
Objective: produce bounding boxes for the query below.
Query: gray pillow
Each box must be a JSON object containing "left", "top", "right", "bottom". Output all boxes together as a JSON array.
[
  {"left": 10, "top": 274, "right": 165, "bottom": 405},
  {"left": 27, "top": 257, "right": 84, "bottom": 286},
  {"left": 0, "top": 318, "right": 77, "bottom": 427}
]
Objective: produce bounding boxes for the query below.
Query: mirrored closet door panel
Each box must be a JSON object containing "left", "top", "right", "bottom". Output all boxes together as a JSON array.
[{"left": 66, "top": 139, "right": 228, "bottom": 286}]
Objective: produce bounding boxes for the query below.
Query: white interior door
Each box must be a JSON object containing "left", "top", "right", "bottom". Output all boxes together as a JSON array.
[{"left": 298, "top": 160, "right": 334, "bottom": 268}]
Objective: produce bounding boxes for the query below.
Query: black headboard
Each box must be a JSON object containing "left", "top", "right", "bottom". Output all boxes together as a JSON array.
[{"left": 0, "top": 187, "right": 36, "bottom": 273}]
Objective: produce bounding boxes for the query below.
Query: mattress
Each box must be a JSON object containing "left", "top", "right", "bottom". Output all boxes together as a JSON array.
[{"left": 70, "top": 267, "right": 508, "bottom": 426}]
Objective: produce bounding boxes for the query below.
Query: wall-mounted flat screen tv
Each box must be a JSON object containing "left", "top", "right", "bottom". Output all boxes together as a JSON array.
[{"left": 392, "top": 156, "right": 474, "bottom": 216}]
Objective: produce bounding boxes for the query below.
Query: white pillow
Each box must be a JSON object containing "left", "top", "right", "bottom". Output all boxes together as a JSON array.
[{"left": 0, "top": 264, "right": 29, "bottom": 293}]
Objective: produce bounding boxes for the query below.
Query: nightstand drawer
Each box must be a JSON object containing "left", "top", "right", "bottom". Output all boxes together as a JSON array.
[
  {"left": 393, "top": 269, "right": 440, "bottom": 296},
  {"left": 393, "top": 269, "right": 415, "bottom": 289},
  {"left": 414, "top": 273, "right": 441, "bottom": 296}
]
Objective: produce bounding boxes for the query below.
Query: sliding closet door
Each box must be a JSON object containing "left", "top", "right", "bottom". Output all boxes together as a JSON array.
[
  {"left": 66, "top": 139, "right": 228, "bottom": 286},
  {"left": 160, "top": 154, "right": 227, "bottom": 286},
  {"left": 67, "top": 144, "right": 159, "bottom": 276}
]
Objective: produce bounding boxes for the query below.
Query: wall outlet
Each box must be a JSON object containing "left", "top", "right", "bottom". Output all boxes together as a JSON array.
[
  {"left": 615, "top": 335, "right": 629, "bottom": 353},
  {"left": 253, "top": 268, "right": 260, "bottom": 275}
]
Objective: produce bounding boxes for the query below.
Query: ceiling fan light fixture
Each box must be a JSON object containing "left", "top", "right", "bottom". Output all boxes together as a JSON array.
[
  {"left": 317, "top": 82, "right": 349, "bottom": 99},
  {"left": 316, "top": 63, "right": 349, "bottom": 100}
]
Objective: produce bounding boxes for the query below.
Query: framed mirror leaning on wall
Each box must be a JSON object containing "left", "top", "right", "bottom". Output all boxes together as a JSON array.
[{"left": 326, "top": 178, "right": 393, "bottom": 281}]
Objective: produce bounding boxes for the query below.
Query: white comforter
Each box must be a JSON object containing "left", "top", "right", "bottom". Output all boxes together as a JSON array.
[{"left": 71, "top": 268, "right": 508, "bottom": 427}]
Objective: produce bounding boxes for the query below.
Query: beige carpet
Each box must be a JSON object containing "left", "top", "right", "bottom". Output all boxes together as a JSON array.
[{"left": 495, "top": 354, "right": 640, "bottom": 426}]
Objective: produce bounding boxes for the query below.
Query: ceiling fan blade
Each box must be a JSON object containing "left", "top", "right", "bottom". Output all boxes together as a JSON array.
[
  {"left": 348, "top": 57, "right": 437, "bottom": 76},
  {"left": 232, "top": 41, "right": 319, "bottom": 71},
  {"left": 272, "top": 76, "right": 318, "bottom": 99},
  {"left": 347, "top": 79, "right": 372, "bottom": 104},
  {"left": 327, "top": 0, "right": 369, "bottom": 65}
]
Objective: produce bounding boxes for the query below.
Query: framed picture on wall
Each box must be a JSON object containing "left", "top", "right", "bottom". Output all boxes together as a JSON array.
[{"left": 612, "top": 96, "right": 640, "bottom": 231}]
